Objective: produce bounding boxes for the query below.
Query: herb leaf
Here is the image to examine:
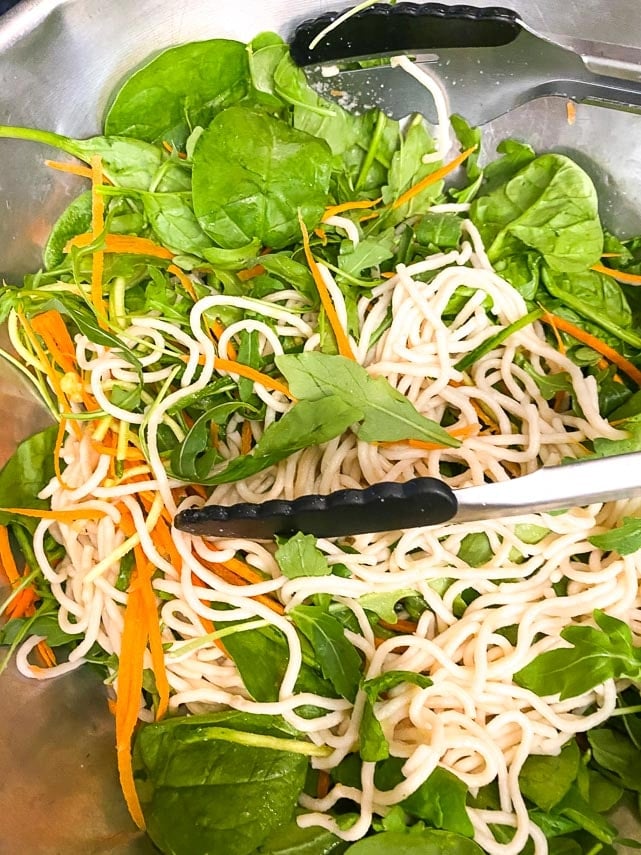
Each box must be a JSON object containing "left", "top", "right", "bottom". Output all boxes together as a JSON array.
[
  {"left": 275, "top": 532, "right": 331, "bottom": 579},
  {"left": 343, "top": 830, "right": 484, "bottom": 854},
  {"left": 588, "top": 517, "right": 641, "bottom": 556},
  {"left": 0, "top": 426, "right": 57, "bottom": 531},
  {"left": 277, "top": 352, "right": 459, "bottom": 447}
]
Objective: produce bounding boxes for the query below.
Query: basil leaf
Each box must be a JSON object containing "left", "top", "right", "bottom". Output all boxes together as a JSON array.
[
  {"left": 290, "top": 605, "right": 362, "bottom": 702},
  {"left": 275, "top": 532, "right": 331, "bottom": 579},
  {"left": 471, "top": 153, "right": 603, "bottom": 272},
  {"left": 192, "top": 106, "right": 333, "bottom": 249},
  {"left": 276, "top": 352, "right": 459, "bottom": 447},
  {"left": 133, "top": 712, "right": 308, "bottom": 855},
  {"left": 201, "top": 395, "right": 361, "bottom": 485},
  {"left": 105, "top": 39, "right": 250, "bottom": 145},
  {"left": 518, "top": 740, "right": 580, "bottom": 811},
  {"left": 589, "top": 516, "right": 641, "bottom": 556},
  {"left": 514, "top": 609, "right": 641, "bottom": 699},
  {"left": 0, "top": 426, "right": 57, "bottom": 531},
  {"left": 344, "top": 830, "right": 484, "bottom": 854}
]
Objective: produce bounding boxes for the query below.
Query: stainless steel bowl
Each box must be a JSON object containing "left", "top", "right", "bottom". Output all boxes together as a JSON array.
[{"left": 1, "top": 1, "right": 641, "bottom": 851}]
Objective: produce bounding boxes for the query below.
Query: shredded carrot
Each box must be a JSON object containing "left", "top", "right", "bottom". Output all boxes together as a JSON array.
[
  {"left": 314, "top": 227, "right": 328, "bottom": 245},
  {"left": 65, "top": 232, "right": 174, "bottom": 259},
  {"left": 31, "top": 310, "right": 77, "bottom": 373},
  {"left": 237, "top": 264, "right": 266, "bottom": 282},
  {"left": 222, "top": 555, "right": 266, "bottom": 586},
  {"left": 161, "top": 140, "right": 187, "bottom": 159},
  {"left": 322, "top": 197, "right": 382, "bottom": 221},
  {"left": 380, "top": 618, "right": 418, "bottom": 635},
  {"left": 358, "top": 212, "right": 380, "bottom": 224},
  {"left": 0, "top": 525, "right": 19, "bottom": 586},
  {"left": 214, "top": 357, "right": 294, "bottom": 399},
  {"left": 392, "top": 146, "right": 477, "bottom": 210},
  {"left": 0, "top": 507, "right": 108, "bottom": 522},
  {"left": 89, "top": 155, "right": 108, "bottom": 328},
  {"left": 543, "top": 310, "right": 567, "bottom": 356},
  {"left": 134, "top": 545, "right": 170, "bottom": 720},
  {"left": 209, "top": 320, "right": 238, "bottom": 361},
  {"left": 379, "top": 423, "right": 478, "bottom": 451},
  {"left": 198, "top": 553, "right": 284, "bottom": 614},
  {"left": 299, "top": 212, "right": 355, "bottom": 360},
  {"left": 167, "top": 264, "right": 197, "bottom": 301},
  {"left": 591, "top": 262, "right": 641, "bottom": 285},
  {"left": 44, "top": 159, "right": 93, "bottom": 179},
  {"left": 116, "top": 573, "right": 147, "bottom": 830},
  {"left": 566, "top": 101, "right": 577, "bottom": 126},
  {"left": 541, "top": 311, "right": 641, "bottom": 387},
  {"left": 241, "top": 419, "right": 253, "bottom": 455}
]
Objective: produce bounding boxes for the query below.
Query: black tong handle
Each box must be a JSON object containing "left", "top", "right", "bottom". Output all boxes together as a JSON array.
[
  {"left": 174, "top": 477, "right": 458, "bottom": 539},
  {"left": 289, "top": 2, "right": 521, "bottom": 66}
]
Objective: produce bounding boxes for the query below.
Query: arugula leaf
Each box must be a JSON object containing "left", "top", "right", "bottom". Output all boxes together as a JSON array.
[
  {"left": 415, "top": 213, "right": 463, "bottom": 249},
  {"left": 133, "top": 712, "right": 308, "bottom": 855},
  {"left": 259, "top": 252, "right": 316, "bottom": 304},
  {"left": 514, "top": 609, "right": 641, "bottom": 699},
  {"left": 290, "top": 605, "right": 362, "bottom": 702},
  {"left": 518, "top": 740, "right": 580, "bottom": 811},
  {"left": 338, "top": 234, "right": 395, "bottom": 279},
  {"left": 170, "top": 402, "right": 245, "bottom": 481},
  {"left": 0, "top": 426, "right": 56, "bottom": 531},
  {"left": 198, "top": 395, "right": 361, "bottom": 485},
  {"left": 192, "top": 106, "right": 333, "bottom": 249},
  {"left": 276, "top": 352, "right": 459, "bottom": 447},
  {"left": 343, "top": 830, "right": 484, "bottom": 854},
  {"left": 382, "top": 118, "right": 443, "bottom": 223},
  {"left": 275, "top": 532, "right": 331, "bottom": 579},
  {"left": 588, "top": 517, "right": 641, "bottom": 555},
  {"left": 105, "top": 39, "right": 250, "bottom": 145},
  {"left": 471, "top": 153, "right": 603, "bottom": 272},
  {"left": 359, "top": 672, "right": 432, "bottom": 762}
]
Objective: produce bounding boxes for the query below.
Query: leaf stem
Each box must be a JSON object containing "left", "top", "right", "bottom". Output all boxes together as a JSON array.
[
  {"left": 355, "top": 110, "right": 387, "bottom": 192},
  {"left": 196, "top": 725, "right": 332, "bottom": 757}
]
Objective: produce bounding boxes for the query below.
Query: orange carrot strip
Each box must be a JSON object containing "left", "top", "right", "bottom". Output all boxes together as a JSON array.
[
  {"left": 207, "top": 562, "right": 285, "bottom": 614},
  {"left": 314, "top": 227, "right": 328, "bottom": 244},
  {"left": 0, "top": 525, "right": 19, "bottom": 586},
  {"left": 44, "top": 159, "right": 93, "bottom": 179},
  {"left": 237, "top": 264, "right": 266, "bottom": 282},
  {"left": 31, "top": 310, "right": 77, "bottom": 373},
  {"left": 380, "top": 618, "right": 418, "bottom": 635},
  {"left": 381, "top": 271, "right": 396, "bottom": 279},
  {"left": 299, "top": 213, "right": 355, "bottom": 360},
  {"left": 358, "top": 212, "right": 380, "bottom": 224},
  {"left": 210, "top": 320, "right": 238, "bottom": 361},
  {"left": 65, "top": 232, "right": 174, "bottom": 259},
  {"left": 566, "top": 101, "right": 577, "bottom": 126},
  {"left": 541, "top": 312, "right": 641, "bottom": 387},
  {"left": 90, "top": 156, "right": 107, "bottom": 328},
  {"left": 116, "top": 574, "right": 147, "bottom": 830},
  {"left": 214, "top": 357, "right": 294, "bottom": 399},
  {"left": 0, "top": 507, "right": 108, "bottom": 522},
  {"left": 223, "top": 555, "right": 266, "bottom": 586},
  {"left": 322, "top": 197, "right": 382, "bottom": 221},
  {"left": 392, "top": 146, "right": 477, "bottom": 210},
  {"left": 241, "top": 420, "right": 253, "bottom": 455},
  {"left": 53, "top": 416, "right": 73, "bottom": 490},
  {"left": 134, "top": 546, "right": 170, "bottom": 720},
  {"left": 591, "top": 262, "right": 641, "bottom": 285},
  {"left": 167, "top": 264, "right": 197, "bottom": 301}
]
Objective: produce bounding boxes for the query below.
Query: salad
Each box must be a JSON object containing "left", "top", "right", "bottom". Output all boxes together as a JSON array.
[{"left": 1, "top": 21, "right": 641, "bottom": 855}]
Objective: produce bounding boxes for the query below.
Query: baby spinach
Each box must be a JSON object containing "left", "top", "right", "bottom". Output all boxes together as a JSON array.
[
  {"left": 248, "top": 32, "right": 290, "bottom": 111},
  {"left": 133, "top": 711, "right": 308, "bottom": 855},
  {"left": 43, "top": 190, "right": 93, "bottom": 269},
  {"left": 105, "top": 39, "right": 250, "bottom": 145},
  {"left": 471, "top": 153, "right": 603, "bottom": 272},
  {"left": 518, "top": 740, "right": 580, "bottom": 812},
  {"left": 290, "top": 605, "right": 362, "bottom": 702},
  {"left": 276, "top": 352, "right": 460, "bottom": 447},
  {"left": 415, "top": 213, "right": 463, "bottom": 249},
  {"left": 588, "top": 516, "right": 641, "bottom": 556},
  {"left": 0, "top": 426, "right": 56, "bottom": 531},
  {"left": 357, "top": 589, "right": 418, "bottom": 624},
  {"left": 275, "top": 532, "right": 331, "bottom": 579},
  {"left": 344, "top": 830, "right": 484, "bottom": 854},
  {"left": 192, "top": 106, "right": 333, "bottom": 249},
  {"left": 258, "top": 818, "right": 348, "bottom": 855},
  {"left": 588, "top": 728, "right": 641, "bottom": 792},
  {"left": 140, "top": 192, "right": 213, "bottom": 256},
  {"left": 359, "top": 672, "right": 432, "bottom": 763},
  {"left": 514, "top": 609, "right": 641, "bottom": 699}
]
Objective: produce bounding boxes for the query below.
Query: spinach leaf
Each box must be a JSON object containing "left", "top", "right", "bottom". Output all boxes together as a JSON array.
[
  {"left": 290, "top": 605, "right": 362, "bottom": 701},
  {"left": 514, "top": 609, "right": 641, "bottom": 699},
  {"left": 415, "top": 213, "right": 463, "bottom": 249},
  {"left": 480, "top": 138, "right": 536, "bottom": 195},
  {"left": 259, "top": 252, "right": 316, "bottom": 303},
  {"left": 0, "top": 610, "right": 76, "bottom": 648},
  {"left": 594, "top": 412, "right": 641, "bottom": 457},
  {"left": 192, "top": 106, "right": 333, "bottom": 249},
  {"left": 277, "top": 352, "right": 459, "bottom": 447},
  {"left": 133, "top": 712, "right": 308, "bottom": 855},
  {"left": 518, "top": 740, "right": 580, "bottom": 811},
  {"left": 198, "top": 395, "right": 361, "bottom": 485},
  {"left": 588, "top": 728, "right": 641, "bottom": 792},
  {"left": 141, "top": 192, "right": 213, "bottom": 256},
  {"left": 258, "top": 817, "right": 347, "bottom": 855},
  {"left": 105, "top": 39, "right": 250, "bottom": 145},
  {"left": 493, "top": 251, "right": 542, "bottom": 300},
  {"left": 248, "top": 33, "right": 289, "bottom": 111},
  {"left": 203, "top": 239, "right": 262, "bottom": 272},
  {"left": 344, "top": 830, "right": 484, "bottom": 854},
  {"left": 275, "top": 532, "right": 331, "bottom": 579},
  {"left": 218, "top": 623, "right": 287, "bottom": 703},
  {"left": 0, "top": 426, "right": 56, "bottom": 531},
  {"left": 357, "top": 589, "right": 418, "bottom": 623},
  {"left": 359, "top": 672, "right": 432, "bottom": 763},
  {"left": 43, "top": 190, "right": 92, "bottom": 270},
  {"left": 588, "top": 516, "right": 641, "bottom": 555},
  {"left": 553, "top": 785, "right": 618, "bottom": 844},
  {"left": 471, "top": 153, "right": 603, "bottom": 272},
  {"left": 375, "top": 760, "right": 473, "bottom": 838}
]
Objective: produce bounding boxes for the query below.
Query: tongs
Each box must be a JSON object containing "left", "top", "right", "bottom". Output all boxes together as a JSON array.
[
  {"left": 288, "top": 3, "right": 641, "bottom": 125},
  {"left": 174, "top": 453, "right": 641, "bottom": 539}
]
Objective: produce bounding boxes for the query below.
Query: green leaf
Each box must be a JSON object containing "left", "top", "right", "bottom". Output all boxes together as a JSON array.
[
  {"left": 514, "top": 609, "right": 641, "bottom": 699},
  {"left": 454, "top": 307, "right": 543, "bottom": 372},
  {"left": 589, "top": 516, "right": 641, "bottom": 556},
  {"left": 202, "top": 238, "right": 262, "bottom": 271},
  {"left": 480, "top": 138, "right": 536, "bottom": 194},
  {"left": 382, "top": 119, "right": 443, "bottom": 223},
  {"left": 170, "top": 402, "right": 244, "bottom": 481},
  {"left": 415, "top": 213, "right": 463, "bottom": 249},
  {"left": 276, "top": 352, "right": 459, "bottom": 447},
  {"left": 275, "top": 532, "right": 331, "bottom": 579},
  {"left": 518, "top": 741, "right": 580, "bottom": 811},
  {"left": 258, "top": 817, "right": 347, "bottom": 855},
  {"left": 471, "top": 153, "right": 603, "bottom": 273},
  {"left": 133, "top": 712, "right": 308, "bottom": 855},
  {"left": 259, "top": 252, "right": 317, "bottom": 303},
  {"left": 141, "top": 193, "right": 213, "bottom": 257},
  {"left": 105, "top": 39, "right": 250, "bottom": 145},
  {"left": 43, "top": 190, "right": 93, "bottom": 270},
  {"left": 248, "top": 33, "right": 289, "bottom": 111},
  {"left": 554, "top": 785, "right": 618, "bottom": 844},
  {"left": 357, "top": 589, "right": 418, "bottom": 624},
  {"left": 362, "top": 671, "right": 432, "bottom": 701},
  {"left": 588, "top": 727, "right": 641, "bottom": 792},
  {"left": 338, "top": 235, "right": 395, "bottom": 279},
  {"left": 290, "top": 605, "right": 362, "bottom": 702},
  {"left": 200, "top": 395, "right": 361, "bottom": 485},
  {"left": 192, "top": 106, "right": 333, "bottom": 249},
  {"left": 344, "top": 830, "right": 484, "bottom": 854},
  {"left": 0, "top": 426, "right": 57, "bottom": 531}
]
